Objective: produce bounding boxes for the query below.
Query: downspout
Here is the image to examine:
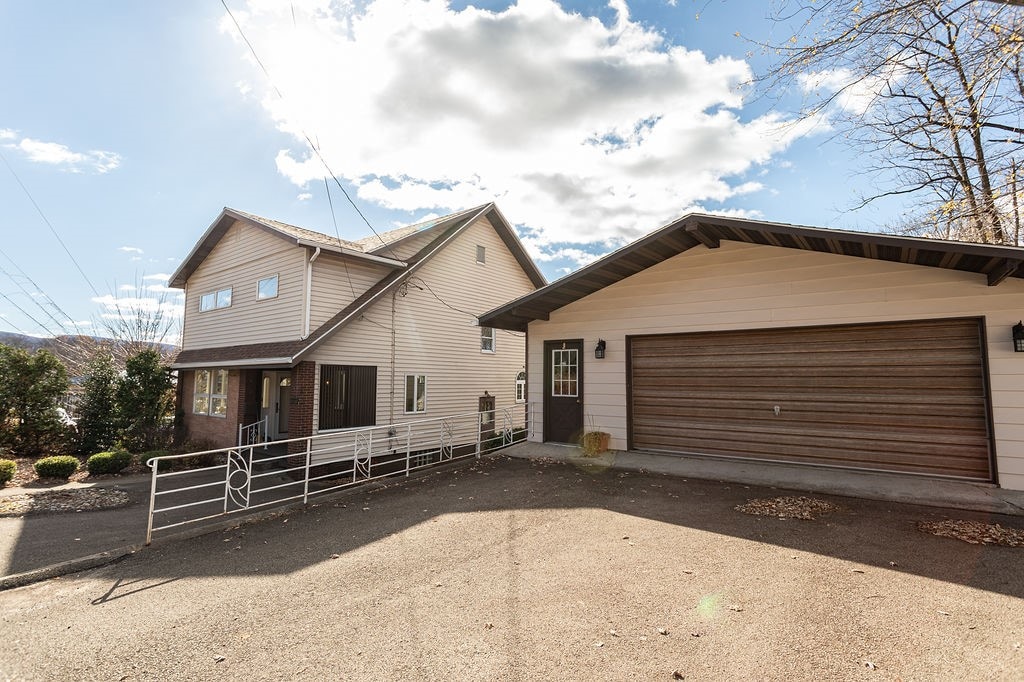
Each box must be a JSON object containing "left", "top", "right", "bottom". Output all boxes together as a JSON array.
[
  {"left": 389, "top": 289, "right": 397, "bottom": 425},
  {"left": 302, "top": 247, "right": 321, "bottom": 339}
]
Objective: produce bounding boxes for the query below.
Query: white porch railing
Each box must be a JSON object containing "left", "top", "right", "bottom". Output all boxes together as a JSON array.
[
  {"left": 145, "top": 403, "right": 533, "bottom": 544},
  {"left": 238, "top": 416, "right": 268, "bottom": 447}
]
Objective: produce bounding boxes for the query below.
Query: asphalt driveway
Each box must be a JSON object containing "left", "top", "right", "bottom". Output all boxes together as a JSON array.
[{"left": 1, "top": 455, "right": 1022, "bottom": 681}]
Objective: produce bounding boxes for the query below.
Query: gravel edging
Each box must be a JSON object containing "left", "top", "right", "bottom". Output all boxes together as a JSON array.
[{"left": 0, "top": 488, "right": 132, "bottom": 517}]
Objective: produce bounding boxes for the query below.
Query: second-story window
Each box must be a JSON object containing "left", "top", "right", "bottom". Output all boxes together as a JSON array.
[
  {"left": 476, "top": 245, "right": 486, "bottom": 263},
  {"left": 257, "top": 275, "right": 279, "bottom": 300},
  {"left": 480, "top": 326, "right": 495, "bottom": 353},
  {"left": 200, "top": 287, "right": 232, "bottom": 311}
]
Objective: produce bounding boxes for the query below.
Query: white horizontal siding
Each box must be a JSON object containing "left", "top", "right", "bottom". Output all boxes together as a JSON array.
[
  {"left": 526, "top": 240, "right": 1024, "bottom": 491},
  {"left": 308, "top": 254, "right": 389, "bottom": 329},
  {"left": 309, "top": 216, "right": 537, "bottom": 432},
  {"left": 181, "top": 220, "right": 305, "bottom": 349}
]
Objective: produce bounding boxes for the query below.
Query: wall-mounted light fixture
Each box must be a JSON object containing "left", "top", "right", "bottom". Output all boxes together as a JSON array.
[
  {"left": 1014, "top": 321, "right": 1024, "bottom": 352},
  {"left": 595, "top": 339, "right": 606, "bottom": 359}
]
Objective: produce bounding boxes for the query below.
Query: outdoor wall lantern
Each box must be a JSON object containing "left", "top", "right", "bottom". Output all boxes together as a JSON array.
[
  {"left": 1014, "top": 321, "right": 1024, "bottom": 352},
  {"left": 595, "top": 339, "right": 606, "bottom": 359}
]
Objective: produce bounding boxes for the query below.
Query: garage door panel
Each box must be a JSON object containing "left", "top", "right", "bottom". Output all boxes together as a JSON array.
[
  {"left": 631, "top": 403, "right": 989, "bottom": 435},
  {"left": 629, "top": 318, "right": 993, "bottom": 481},
  {"left": 635, "top": 425, "right": 991, "bottom": 478}
]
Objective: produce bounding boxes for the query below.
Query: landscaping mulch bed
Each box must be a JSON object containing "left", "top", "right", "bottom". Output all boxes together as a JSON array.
[
  {"left": 917, "top": 519, "right": 1024, "bottom": 547},
  {"left": 734, "top": 495, "right": 842, "bottom": 520},
  {"left": 0, "top": 488, "right": 131, "bottom": 517},
  {"left": 6, "top": 457, "right": 148, "bottom": 488}
]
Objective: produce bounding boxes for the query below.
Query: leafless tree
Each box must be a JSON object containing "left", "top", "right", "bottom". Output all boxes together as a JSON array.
[
  {"left": 93, "top": 277, "right": 181, "bottom": 364},
  {"left": 757, "top": 0, "right": 1024, "bottom": 243}
]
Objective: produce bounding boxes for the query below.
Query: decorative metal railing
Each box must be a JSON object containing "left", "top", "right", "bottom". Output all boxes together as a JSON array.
[
  {"left": 237, "top": 416, "right": 268, "bottom": 447},
  {"left": 145, "top": 403, "right": 532, "bottom": 544}
]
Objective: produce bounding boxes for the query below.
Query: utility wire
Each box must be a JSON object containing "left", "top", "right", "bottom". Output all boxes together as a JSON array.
[
  {"left": 0, "top": 147, "right": 101, "bottom": 297},
  {"left": 324, "top": 175, "right": 357, "bottom": 301},
  {"left": 0, "top": 246, "right": 84, "bottom": 335},
  {"left": 219, "top": 0, "right": 401, "bottom": 262},
  {"left": 409, "top": 276, "right": 524, "bottom": 336}
]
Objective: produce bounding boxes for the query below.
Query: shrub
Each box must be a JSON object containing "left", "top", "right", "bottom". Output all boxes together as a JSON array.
[
  {"left": 86, "top": 450, "right": 133, "bottom": 475},
  {"left": 0, "top": 459, "right": 15, "bottom": 486},
  {"left": 139, "top": 450, "right": 172, "bottom": 472},
  {"left": 34, "top": 455, "right": 79, "bottom": 479}
]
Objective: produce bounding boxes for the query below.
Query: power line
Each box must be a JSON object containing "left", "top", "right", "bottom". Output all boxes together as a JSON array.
[
  {"left": 0, "top": 147, "right": 101, "bottom": 298},
  {"left": 408, "top": 276, "right": 524, "bottom": 337},
  {"left": 219, "top": 0, "right": 401, "bottom": 262},
  {"left": 324, "top": 174, "right": 357, "bottom": 301},
  {"left": 0, "top": 246, "right": 84, "bottom": 336}
]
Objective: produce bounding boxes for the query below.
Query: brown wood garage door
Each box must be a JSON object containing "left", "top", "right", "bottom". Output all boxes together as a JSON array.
[{"left": 628, "top": 318, "right": 993, "bottom": 480}]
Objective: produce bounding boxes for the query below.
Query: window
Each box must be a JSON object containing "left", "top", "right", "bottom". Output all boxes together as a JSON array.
[
  {"left": 515, "top": 371, "right": 526, "bottom": 403},
  {"left": 481, "top": 326, "right": 495, "bottom": 353},
  {"left": 405, "top": 375, "right": 426, "bottom": 413},
  {"left": 193, "top": 369, "right": 228, "bottom": 417},
  {"left": 551, "top": 348, "right": 578, "bottom": 397},
  {"left": 199, "top": 287, "right": 232, "bottom": 311},
  {"left": 257, "top": 275, "right": 279, "bottom": 300},
  {"left": 476, "top": 245, "right": 486, "bottom": 263},
  {"left": 319, "top": 365, "right": 377, "bottom": 430}
]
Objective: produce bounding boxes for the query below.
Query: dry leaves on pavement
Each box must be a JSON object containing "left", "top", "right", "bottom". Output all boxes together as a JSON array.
[
  {"left": 734, "top": 496, "right": 841, "bottom": 520},
  {"left": 916, "top": 519, "right": 1024, "bottom": 547}
]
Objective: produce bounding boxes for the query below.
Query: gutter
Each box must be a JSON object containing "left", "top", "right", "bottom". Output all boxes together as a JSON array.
[{"left": 171, "top": 357, "right": 294, "bottom": 370}]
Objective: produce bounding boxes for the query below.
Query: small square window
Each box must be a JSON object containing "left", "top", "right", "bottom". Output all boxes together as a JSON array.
[
  {"left": 257, "top": 275, "right": 279, "bottom": 300},
  {"left": 476, "top": 245, "right": 486, "bottom": 263},
  {"left": 481, "top": 327, "right": 495, "bottom": 353},
  {"left": 200, "top": 293, "right": 216, "bottom": 312},
  {"left": 216, "top": 288, "right": 232, "bottom": 308}
]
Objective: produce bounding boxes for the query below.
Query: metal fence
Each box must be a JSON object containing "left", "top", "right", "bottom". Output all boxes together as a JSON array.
[{"left": 145, "top": 403, "right": 531, "bottom": 544}]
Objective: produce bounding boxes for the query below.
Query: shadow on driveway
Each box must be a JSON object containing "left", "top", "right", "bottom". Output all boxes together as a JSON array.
[{"left": 71, "top": 454, "right": 1024, "bottom": 602}]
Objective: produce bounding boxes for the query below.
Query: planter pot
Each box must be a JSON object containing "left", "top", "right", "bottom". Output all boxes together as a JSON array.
[{"left": 580, "top": 431, "right": 610, "bottom": 457}]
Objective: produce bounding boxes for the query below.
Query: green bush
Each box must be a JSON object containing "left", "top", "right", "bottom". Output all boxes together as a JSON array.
[
  {"left": 139, "top": 450, "right": 172, "bottom": 472},
  {"left": 0, "top": 459, "right": 15, "bottom": 486},
  {"left": 34, "top": 455, "right": 79, "bottom": 479},
  {"left": 86, "top": 450, "right": 133, "bottom": 475}
]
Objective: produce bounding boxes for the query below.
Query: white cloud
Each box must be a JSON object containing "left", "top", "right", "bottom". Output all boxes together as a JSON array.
[
  {"left": 143, "top": 273, "right": 171, "bottom": 282},
  {"left": 0, "top": 129, "right": 17, "bottom": 140},
  {"left": 223, "top": 0, "right": 813, "bottom": 251},
  {"left": 91, "top": 293, "right": 184, "bottom": 341},
  {"left": 797, "top": 67, "right": 902, "bottom": 118},
  {"left": 118, "top": 246, "right": 144, "bottom": 254},
  {"left": 297, "top": 192, "right": 313, "bottom": 201},
  {"left": 12, "top": 137, "right": 122, "bottom": 174}
]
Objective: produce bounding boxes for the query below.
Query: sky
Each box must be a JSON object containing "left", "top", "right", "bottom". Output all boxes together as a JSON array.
[{"left": 0, "top": 0, "right": 911, "bottom": 344}]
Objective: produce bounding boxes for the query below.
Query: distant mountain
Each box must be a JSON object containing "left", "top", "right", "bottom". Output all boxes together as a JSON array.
[{"left": 0, "top": 332, "right": 179, "bottom": 377}]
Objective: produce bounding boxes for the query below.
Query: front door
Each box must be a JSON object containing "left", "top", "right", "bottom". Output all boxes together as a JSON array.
[
  {"left": 543, "top": 340, "right": 584, "bottom": 444},
  {"left": 261, "top": 372, "right": 292, "bottom": 440}
]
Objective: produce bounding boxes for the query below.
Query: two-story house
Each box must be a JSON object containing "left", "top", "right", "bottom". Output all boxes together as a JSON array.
[{"left": 169, "top": 203, "right": 545, "bottom": 450}]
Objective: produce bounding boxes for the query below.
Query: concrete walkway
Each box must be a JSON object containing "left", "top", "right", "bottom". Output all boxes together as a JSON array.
[{"left": 506, "top": 443, "right": 1024, "bottom": 516}]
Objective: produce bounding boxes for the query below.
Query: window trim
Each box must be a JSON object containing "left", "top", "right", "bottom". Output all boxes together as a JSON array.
[
  {"left": 256, "top": 274, "right": 279, "bottom": 301},
  {"left": 193, "top": 368, "right": 229, "bottom": 418},
  {"left": 476, "top": 245, "right": 486, "bottom": 264},
  {"left": 404, "top": 374, "right": 427, "bottom": 414},
  {"left": 480, "top": 326, "right": 495, "bottom": 354},
  {"left": 515, "top": 371, "right": 526, "bottom": 403},
  {"left": 199, "top": 287, "right": 232, "bottom": 312}
]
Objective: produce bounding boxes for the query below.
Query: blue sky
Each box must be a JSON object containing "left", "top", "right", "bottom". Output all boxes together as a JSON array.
[{"left": 0, "top": 0, "right": 909, "bottom": 343}]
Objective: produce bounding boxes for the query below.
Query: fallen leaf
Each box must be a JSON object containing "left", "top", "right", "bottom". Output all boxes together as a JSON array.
[
  {"left": 938, "top": 610, "right": 951, "bottom": 616},
  {"left": 863, "top": 661, "right": 876, "bottom": 670},
  {"left": 727, "top": 604, "right": 743, "bottom": 612},
  {"left": 852, "top": 569, "right": 865, "bottom": 574},
  {"left": 330, "top": 554, "right": 340, "bottom": 559},
  {"left": 594, "top": 641, "right": 604, "bottom": 648},
  {"left": 213, "top": 655, "right": 226, "bottom": 663},
  {"left": 672, "top": 671, "right": 685, "bottom": 680},
  {"left": 657, "top": 627, "right": 669, "bottom": 636}
]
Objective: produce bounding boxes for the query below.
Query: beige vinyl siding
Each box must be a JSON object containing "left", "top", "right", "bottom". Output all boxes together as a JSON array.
[
  {"left": 309, "top": 216, "right": 536, "bottom": 440},
  {"left": 372, "top": 230, "right": 441, "bottom": 261},
  {"left": 308, "top": 254, "right": 390, "bottom": 329},
  {"left": 526, "top": 240, "right": 1024, "bottom": 491},
  {"left": 182, "top": 220, "right": 306, "bottom": 349}
]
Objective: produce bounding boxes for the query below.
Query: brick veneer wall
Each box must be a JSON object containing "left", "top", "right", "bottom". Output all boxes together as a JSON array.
[
  {"left": 178, "top": 368, "right": 243, "bottom": 448},
  {"left": 287, "top": 361, "right": 315, "bottom": 456}
]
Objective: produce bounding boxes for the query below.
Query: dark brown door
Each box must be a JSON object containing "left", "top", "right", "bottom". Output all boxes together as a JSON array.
[
  {"left": 544, "top": 340, "right": 584, "bottom": 444},
  {"left": 629, "top": 318, "right": 993, "bottom": 481}
]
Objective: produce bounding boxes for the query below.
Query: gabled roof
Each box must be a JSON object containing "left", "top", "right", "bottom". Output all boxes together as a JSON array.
[
  {"left": 171, "top": 203, "right": 546, "bottom": 368},
  {"left": 168, "top": 208, "right": 409, "bottom": 289},
  {"left": 479, "top": 213, "right": 1024, "bottom": 332}
]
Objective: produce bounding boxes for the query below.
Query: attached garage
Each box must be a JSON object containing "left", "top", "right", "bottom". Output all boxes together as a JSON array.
[
  {"left": 628, "top": 318, "right": 993, "bottom": 481},
  {"left": 480, "top": 213, "right": 1024, "bottom": 493}
]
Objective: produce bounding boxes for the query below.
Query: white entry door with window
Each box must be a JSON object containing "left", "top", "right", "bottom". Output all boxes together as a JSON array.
[{"left": 261, "top": 371, "right": 292, "bottom": 440}]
